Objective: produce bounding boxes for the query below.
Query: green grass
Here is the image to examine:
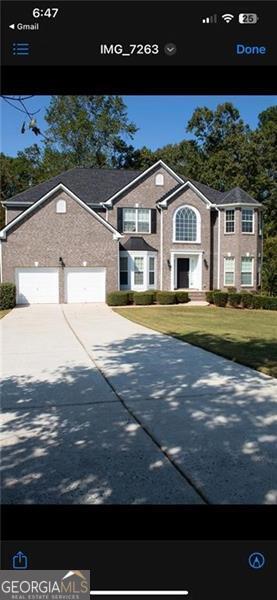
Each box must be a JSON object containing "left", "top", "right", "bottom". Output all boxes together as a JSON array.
[
  {"left": 0, "top": 309, "right": 11, "bottom": 319},
  {"left": 115, "top": 305, "right": 277, "bottom": 377}
]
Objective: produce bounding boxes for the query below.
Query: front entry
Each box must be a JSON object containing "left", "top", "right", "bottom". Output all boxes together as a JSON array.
[{"left": 177, "top": 258, "right": 189, "bottom": 289}]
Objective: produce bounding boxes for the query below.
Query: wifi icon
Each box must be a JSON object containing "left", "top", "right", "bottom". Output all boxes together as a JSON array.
[{"left": 222, "top": 13, "right": 235, "bottom": 23}]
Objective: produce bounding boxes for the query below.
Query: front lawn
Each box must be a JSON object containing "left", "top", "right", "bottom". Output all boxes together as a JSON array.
[
  {"left": 115, "top": 305, "right": 277, "bottom": 377},
  {"left": 0, "top": 310, "right": 11, "bottom": 319}
]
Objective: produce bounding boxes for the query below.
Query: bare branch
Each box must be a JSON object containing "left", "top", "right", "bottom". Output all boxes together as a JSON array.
[{"left": 1, "top": 95, "right": 49, "bottom": 141}]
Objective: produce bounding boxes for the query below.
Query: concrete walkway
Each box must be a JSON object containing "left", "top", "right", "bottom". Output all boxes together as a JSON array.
[{"left": 1, "top": 304, "right": 277, "bottom": 504}]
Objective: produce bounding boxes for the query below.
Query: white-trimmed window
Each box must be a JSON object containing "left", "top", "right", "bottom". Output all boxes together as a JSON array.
[
  {"left": 120, "top": 256, "right": 128, "bottom": 286},
  {"left": 225, "top": 209, "right": 235, "bottom": 233},
  {"left": 155, "top": 173, "right": 164, "bottom": 186},
  {"left": 123, "top": 208, "right": 151, "bottom": 233},
  {"left": 224, "top": 257, "right": 235, "bottom": 286},
  {"left": 134, "top": 257, "right": 144, "bottom": 285},
  {"left": 56, "top": 199, "right": 66, "bottom": 213},
  {"left": 174, "top": 205, "right": 200, "bottom": 242},
  {"left": 242, "top": 208, "right": 254, "bottom": 233},
  {"left": 149, "top": 256, "right": 155, "bottom": 286},
  {"left": 241, "top": 257, "right": 253, "bottom": 286}
]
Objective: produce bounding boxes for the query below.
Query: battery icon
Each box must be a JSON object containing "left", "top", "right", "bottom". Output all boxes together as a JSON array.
[{"left": 239, "top": 13, "right": 259, "bottom": 24}]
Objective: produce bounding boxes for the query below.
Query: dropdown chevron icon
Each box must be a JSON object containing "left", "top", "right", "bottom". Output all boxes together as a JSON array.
[{"left": 164, "top": 43, "right": 177, "bottom": 56}]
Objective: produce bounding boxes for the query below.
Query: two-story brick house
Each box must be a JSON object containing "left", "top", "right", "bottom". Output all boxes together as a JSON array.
[{"left": 0, "top": 160, "right": 263, "bottom": 304}]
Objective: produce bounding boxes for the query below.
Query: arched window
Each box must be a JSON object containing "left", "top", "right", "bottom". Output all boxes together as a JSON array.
[
  {"left": 155, "top": 173, "right": 164, "bottom": 186},
  {"left": 174, "top": 206, "right": 200, "bottom": 242},
  {"left": 56, "top": 199, "right": 66, "bottom": 213}
]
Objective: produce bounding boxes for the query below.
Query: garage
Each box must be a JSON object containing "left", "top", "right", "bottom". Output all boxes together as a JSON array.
[
  {"left": 16, "top": 268, "right": 59, "bottom": 304},
  {"left": 65, "top": 267, "right": 106, "bottom": 303}
]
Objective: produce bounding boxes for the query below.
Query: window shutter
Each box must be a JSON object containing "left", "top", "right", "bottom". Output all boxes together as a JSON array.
[
  {"left": 117, "top": 208, "right": 123, "bottom": 233},
  {"left": 151, "top": 209, "right": 157, "bottom": 233}
]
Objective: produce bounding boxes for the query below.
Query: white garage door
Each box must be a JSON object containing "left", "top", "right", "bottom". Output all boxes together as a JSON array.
[
  {"left": 65, "top": 268, "right": 106, "bottom": 303},
  {"left": 16, "top": 268, "right": 59, "bottom": 304}
]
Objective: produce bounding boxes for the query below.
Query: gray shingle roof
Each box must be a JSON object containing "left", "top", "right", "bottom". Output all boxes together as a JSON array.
[
  {"left": 188, "top": 179, "right": 225, "bottom": 204},
  {"left": 3, "top": 166, "right": 258, "bottom": 208},
  {"left": 120, "top": 236, "right": 157, "bottom": 252},
  {"left": 4, "top": 167, "right": 142, "bottom": 206},
  {"left": 216, "top": 186, "right": 260, "bottom": 205}
]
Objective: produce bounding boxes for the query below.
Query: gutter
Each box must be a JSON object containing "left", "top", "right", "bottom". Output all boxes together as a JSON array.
[
  {"left": 213, "top": 206, "right": 221, "bottom": 289},
  {"left": 159, "top": 206, "right": 164, "bottom": 290}
]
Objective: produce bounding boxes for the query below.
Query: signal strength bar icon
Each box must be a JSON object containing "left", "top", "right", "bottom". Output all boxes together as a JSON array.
[{"left": 202, "top": 14, "right": 217, "bottom": 24}]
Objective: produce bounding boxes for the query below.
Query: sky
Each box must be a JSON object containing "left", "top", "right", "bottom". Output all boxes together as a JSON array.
[{"left": 1, "top": 95, "right": 276, "bottom": 157}]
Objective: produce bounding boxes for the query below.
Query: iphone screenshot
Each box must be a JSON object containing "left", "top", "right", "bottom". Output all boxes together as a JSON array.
[{"left": 0, "top": 1, "right": 276, "bottom": 599}]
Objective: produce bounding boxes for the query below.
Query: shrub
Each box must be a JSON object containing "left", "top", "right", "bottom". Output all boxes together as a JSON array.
[
  {"left": 241, "top": 293, "right": 254, "bottom": 309},
  {"left": 263, "top": 296, "right": 277, "bottom": 310},
  {"left": 128, "top": 291, "right": 134, "bottom": 304},
  {"left": 150, "top": 289, "right": 159, "bottom": 303},
  {"left": 226, "top": 286, "right": 237, "bottom": 293},
  {"left": 156, "top": 291, "right": 177, "bottom": 305},
  {"left": 251, "top": 295, "right": 263, "bottom": 309},
  {"left": 176, "top": 291, "right": 189, "bottom": 304},
  {"left": 0, "top": 282, "right": 16, "bottom": 309},
  {"left": 213, "top": 292, "right": 228, "bottom": 307},
  {"left": 107, "top": 291, "right": 129, "bottom": 306},
  {"left": 206, "top": 291, "right": 214, "bottom": 304},
  {"left": 252, "top": 295, "right": 277, "bottom": 310},
  {"left": 228, "top": 293, "right": 242, "bottom": 308},
  {"left": 133, "top": 291, "right": 154, "bottom": 305}
]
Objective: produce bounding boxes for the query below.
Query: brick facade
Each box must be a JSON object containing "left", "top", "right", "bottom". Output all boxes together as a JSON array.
[
  {"left": 2, "top": 191, "right": 119, "bottom": 302},
  {"left": 1, "top": 163, "right": 262, "bottom": 301},
  {"left": 220, "top": 207, "right": 262, "bottom": 290}
]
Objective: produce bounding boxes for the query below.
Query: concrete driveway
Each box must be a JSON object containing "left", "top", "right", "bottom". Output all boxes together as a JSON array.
[{"left": 1, "top": 304, "right": 276, "bottom": 504}]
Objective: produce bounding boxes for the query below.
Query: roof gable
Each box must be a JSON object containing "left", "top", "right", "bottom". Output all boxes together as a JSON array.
[
  {"left": 158, "top": 180, "right": 214, "bottom": 208},
  {"left": 0, "top": 184, "right": 122, "bottom": 240},
  {"left": 103, "top": 160, "right": 184, "bottom": 207}
]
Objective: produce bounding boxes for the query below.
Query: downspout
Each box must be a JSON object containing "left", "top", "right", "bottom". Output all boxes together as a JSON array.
[
  {"left": 117, "top": 239, "right": 120, "bottom": 291},
  {"left": 260, "top": 209, "right": 263, "bottom": 290},
  {"left": 214, "top": 206, "right": 221, "bottom": 289},
  {"left": 159, "top": 206, "right": 163, "bottom": 290},
  {"left": 0, "top": 240, "right": 3, "bottom": 283}
]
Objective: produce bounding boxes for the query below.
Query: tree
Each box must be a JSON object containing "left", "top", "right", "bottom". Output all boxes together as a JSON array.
[
  {"left": 251, "top": 107, "right": 277, "bottom": 236},
  {"left": 44, "top": 96, "right": 138, "bottom": 167},
  {"left": 262, "top": 237, "right": 277, "bottom": 296},
  {"left": 0, "top": 150, "right": 38, "bottom": 201},
  {"left": 187, "top": 102, "right": 248, "bottom": 154}
]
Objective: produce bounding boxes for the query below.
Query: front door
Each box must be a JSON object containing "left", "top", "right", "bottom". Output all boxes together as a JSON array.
[{"left": 177, "top": 258, "right": 189, "bottom": 289}]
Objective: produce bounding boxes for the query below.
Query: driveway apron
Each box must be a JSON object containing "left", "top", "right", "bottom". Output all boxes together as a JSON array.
[
  {"left": 63, "top": 303, "right": 277, "bottom": 505},
  {"left": 0, "top": 305, "right": 203, "bottom": 504}
]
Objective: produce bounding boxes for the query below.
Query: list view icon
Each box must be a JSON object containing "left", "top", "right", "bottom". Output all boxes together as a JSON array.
[{"left": 12, "top": 42, "right": 30, "bottom": 56}]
